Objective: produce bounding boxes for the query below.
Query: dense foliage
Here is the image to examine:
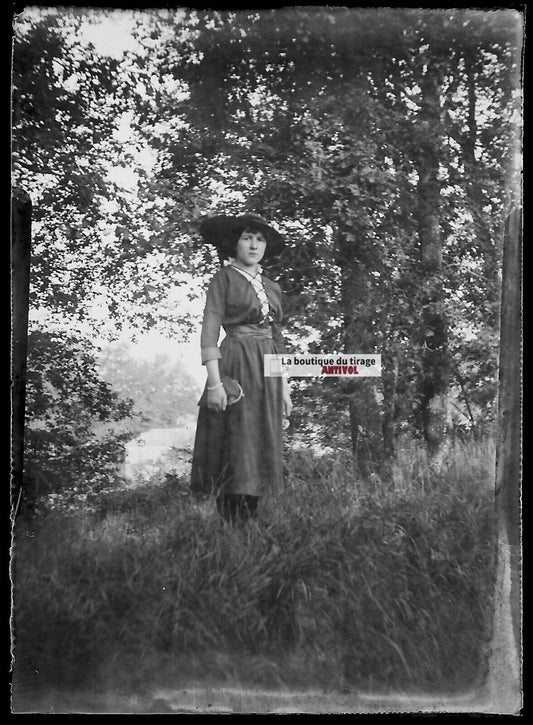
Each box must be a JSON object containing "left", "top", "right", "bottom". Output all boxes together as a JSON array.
[
  {"left": 127, "top": 8, "right": 520, "bottom": 458},
  {"left": 12, "top": 7, "right": 522, "bottom": 487},
  {"left": 22, "top": 330, "right": 136, "bottom": 511}
]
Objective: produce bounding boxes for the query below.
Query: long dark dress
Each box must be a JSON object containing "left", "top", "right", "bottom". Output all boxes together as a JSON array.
[{"left": 190, "top": 265, "right": 286, "bottom": 497}]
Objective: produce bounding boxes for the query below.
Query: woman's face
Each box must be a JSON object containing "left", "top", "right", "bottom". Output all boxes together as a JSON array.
[{"left": 234, "top": 228, "right": 267, "bottom": 267}]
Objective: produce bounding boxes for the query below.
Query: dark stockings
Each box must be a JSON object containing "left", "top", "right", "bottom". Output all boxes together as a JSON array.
[{"left": 216, "top": 494, "right": 259, "bottom": 525}]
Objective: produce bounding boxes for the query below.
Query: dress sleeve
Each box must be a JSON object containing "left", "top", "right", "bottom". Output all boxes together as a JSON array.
[{"left": 200, "top": 271, "right": 226, "bottom": 364}]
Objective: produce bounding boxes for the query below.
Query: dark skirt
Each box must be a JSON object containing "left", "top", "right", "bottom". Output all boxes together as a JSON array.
[{"left": 191, "top": 333, "right": 284, "bottom": 497}]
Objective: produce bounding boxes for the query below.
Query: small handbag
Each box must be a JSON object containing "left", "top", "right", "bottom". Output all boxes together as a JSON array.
[{"left": 198, "top": 375, "right": 244, "bottom": 407}]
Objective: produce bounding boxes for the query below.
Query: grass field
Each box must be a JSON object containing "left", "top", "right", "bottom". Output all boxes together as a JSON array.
[{"left": 12, "top": 440, "right": 497, "bottom": 705}]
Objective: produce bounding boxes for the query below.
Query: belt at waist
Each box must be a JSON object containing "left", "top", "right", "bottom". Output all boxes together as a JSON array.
[{"left": 225, "top": 324, "right": 273, "bottom": 338}]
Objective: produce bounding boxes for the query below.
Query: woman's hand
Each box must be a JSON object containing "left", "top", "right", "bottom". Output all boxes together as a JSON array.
[
  {"left": 282, "top": 378, "right": 293, "bottom": 418},
  {"left": 205, "top": 359, "right": 227, "bottom": 412},
  {"left": 207, "top": 384, "right": 227, "bottom": 412}
]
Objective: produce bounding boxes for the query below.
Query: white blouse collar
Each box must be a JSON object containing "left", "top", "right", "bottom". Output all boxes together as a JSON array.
[{"left": 224, "top": 257, "right": 263, "bottom": 277}]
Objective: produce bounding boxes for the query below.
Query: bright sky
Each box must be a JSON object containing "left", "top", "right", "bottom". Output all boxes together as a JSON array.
[
  {"left": 76, "top": 9, "right": 142, "bottom": 58},
  {"left": 120, "top": 329, "right": 205, "bottom": 390}
]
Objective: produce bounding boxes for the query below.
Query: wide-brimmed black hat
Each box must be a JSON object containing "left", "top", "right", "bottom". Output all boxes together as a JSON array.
[{"left": 198, "top": 213, "right": 285, "bottom": 259}]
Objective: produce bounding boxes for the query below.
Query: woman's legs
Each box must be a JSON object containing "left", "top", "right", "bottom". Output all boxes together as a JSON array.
[
  {"left": 241, "top": 494, "right": 259, "bottom": 519},
  {"left": 216, "top": 494, "right": 259, "bottom": 524}
]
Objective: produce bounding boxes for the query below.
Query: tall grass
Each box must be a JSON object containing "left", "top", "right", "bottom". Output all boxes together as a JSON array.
[{"left": 12, "top": 440, "right": 496, "bottom": 700}]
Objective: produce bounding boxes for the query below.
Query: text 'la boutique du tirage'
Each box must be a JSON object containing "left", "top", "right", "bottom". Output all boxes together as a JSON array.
[{"left": 264, "top": 354, "right": 382, "bottom": 378}]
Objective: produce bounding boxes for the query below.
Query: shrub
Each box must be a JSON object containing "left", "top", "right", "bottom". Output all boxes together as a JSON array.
[{"left": 22, "top": 329, "right": 137, "bottom": 513}]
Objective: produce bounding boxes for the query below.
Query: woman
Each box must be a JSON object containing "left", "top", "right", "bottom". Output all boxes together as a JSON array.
[{"left": 191, "top": 212, "right": 292, "bottom": 524}]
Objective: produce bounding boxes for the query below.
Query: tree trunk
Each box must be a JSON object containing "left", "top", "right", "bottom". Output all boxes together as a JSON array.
[
  {"left": 485, "top": 207, "right": 522, "bottom": 712},
  {"left": 337, "top": 225, "right": 385, "bottom": 478},
  {"left": 462, "top": 50, "right": 500, "bottom": 328},
  {"left": 414, "top": 69, "right": 449, "bottom": 454},
  {"left": 11, "top": 189, "right": 32, "bottom": 514},
  {"left": 381, "top": 347, "right": 398, "bottom": 460}
]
